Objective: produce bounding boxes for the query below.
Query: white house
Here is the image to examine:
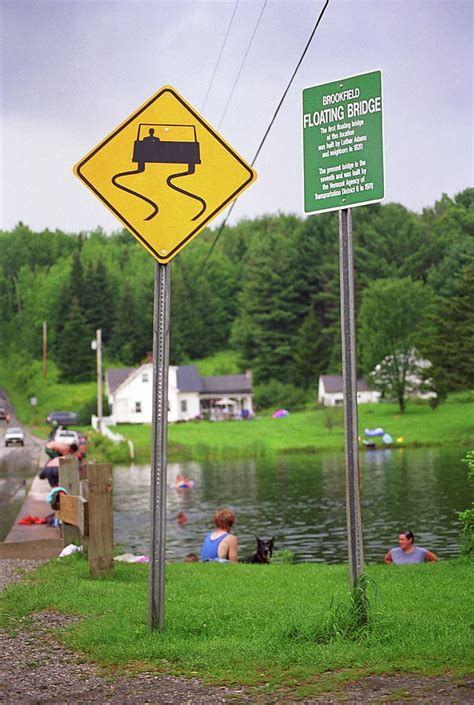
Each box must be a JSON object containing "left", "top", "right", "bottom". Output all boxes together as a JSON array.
[
  {"left": 318, "top": 375, "right": 380, "bottom": 406},
  {"left": 372, "top": 351, "right": 436, "bottom": 400},
  {"left": 105, "top": 363, "right": 253, "bottom": 424}
]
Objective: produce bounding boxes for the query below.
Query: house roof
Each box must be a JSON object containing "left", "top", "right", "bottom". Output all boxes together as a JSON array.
[
  {"left": 106, "top": 364, "right": 253, "bottom": 397},
  {"left": 176, "top": 365, "right": 202, "bottom": 392},
  {"left": 320, "top": 375, "right": 370, "bottom": 393},
  {"left": 201, "top": 374, "right": 252, "bottom": 395},
  {"left": 106, "top": 367, "right": 135, "bottom": 395}
]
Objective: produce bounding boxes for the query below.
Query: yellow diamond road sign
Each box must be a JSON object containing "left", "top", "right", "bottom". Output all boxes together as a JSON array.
[{"left": 74, "top": 86, "right": 257, "bottom": 263}]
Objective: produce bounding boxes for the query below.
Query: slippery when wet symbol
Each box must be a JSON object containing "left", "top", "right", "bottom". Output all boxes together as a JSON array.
[
  {"left": 111, "top": 123, "right": 207, "bottom": 222},
  {"left": 73, "top": 85, "right": 256, "bottom": 264}
]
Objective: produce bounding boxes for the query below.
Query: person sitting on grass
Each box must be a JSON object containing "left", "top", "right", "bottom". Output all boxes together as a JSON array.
[
  {"left": 384, "top": 530, "right": 438, "bottom": 564},
  {"left": 200, "top": 508, "right": 238, "bottom": 563}
]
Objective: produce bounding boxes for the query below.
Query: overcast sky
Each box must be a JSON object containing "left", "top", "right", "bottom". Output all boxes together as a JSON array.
[{"left": 0, "top": 0, "right": 472, "bottom": 234}]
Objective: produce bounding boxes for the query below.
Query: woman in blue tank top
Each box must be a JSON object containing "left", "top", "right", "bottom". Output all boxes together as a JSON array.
[{"left": 200, "top": 508, "right": 238, "bottom": 562}]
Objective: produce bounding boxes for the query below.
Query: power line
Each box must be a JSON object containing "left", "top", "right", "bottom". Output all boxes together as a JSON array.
[
  {"left": 205, "top": 0, "right": 331, "bottom": 265},
  {"left": 217, "top": 0, "right": 268, "bottom": 130},
  {"left": 201, "top": 1, "right": 240, "bottom": 114}
]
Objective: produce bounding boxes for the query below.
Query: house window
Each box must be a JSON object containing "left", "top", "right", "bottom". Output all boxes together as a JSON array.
[
  {"left": 135, "top": 401, "right": 142, "bottom": 413},
  {"left": 181, "top": 400, "right": 187, "bottom": 413},
  {"left": 142, "top": 373, "right": 148, "bottom": 383}
]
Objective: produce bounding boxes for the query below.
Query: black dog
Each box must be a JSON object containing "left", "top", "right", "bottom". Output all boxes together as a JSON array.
[{"left": 247, "top": 536, "right": 275, "bottom": 564}]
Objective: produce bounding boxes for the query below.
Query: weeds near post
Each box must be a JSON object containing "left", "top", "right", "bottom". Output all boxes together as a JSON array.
[
  {"left": 316, "top": 573, "right": 378, "bottom": 643},
  {"left": 351, "top": 572, "right": 369, "bottom": 630}
]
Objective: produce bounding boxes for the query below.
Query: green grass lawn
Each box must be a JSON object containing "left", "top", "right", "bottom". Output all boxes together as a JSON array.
[
  {"left": 120, "top": 401, "right": 474, "bottom": 462},
  {"left": 1, "top": 354, "right": 472, "bottom": 463},
  {"left": 1, "top": 558, "right": 472, "bottom": 696}
]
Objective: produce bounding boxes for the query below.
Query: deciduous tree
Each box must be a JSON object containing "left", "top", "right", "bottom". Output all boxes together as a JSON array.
[{"left": 359, "top": 277, "right": 433, "bottom": 412}]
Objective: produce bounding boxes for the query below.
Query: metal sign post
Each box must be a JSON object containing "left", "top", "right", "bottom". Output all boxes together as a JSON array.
[
  {"left": 302, "top": 71, "right": 384, "bottom": 600},
  {"left": 73, "top": 85, "right": 256, "bottom": 632},
  {"left": 148, "top": 263, "right": 171, "bottom": 630},
  {"left": 339, "top": 208, "right": 365, "bottom": 591}
]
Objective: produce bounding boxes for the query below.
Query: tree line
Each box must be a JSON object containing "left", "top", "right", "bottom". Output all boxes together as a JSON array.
[{"left": 0, "top": 188, "right": 472, "bottom": 410}]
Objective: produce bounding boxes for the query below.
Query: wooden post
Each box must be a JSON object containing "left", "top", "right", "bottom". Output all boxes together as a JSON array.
[
  {"left": 87, "top": 463, "right": 114, "bottom": 577},
  {"left": 79, "top": 478, "right": 89, "bottom": 558},
  {"left": 59, "top": 456, "right": 81, "bottom": 546}
]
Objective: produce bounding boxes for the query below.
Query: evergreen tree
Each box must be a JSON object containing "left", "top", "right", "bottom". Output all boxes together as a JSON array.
[
  {"left": 290, "top": 307, "right": 328, "bottom": 389},
  {"left": 56, "top": 296, "right": 95, "bottom": 381},
  {"left": 291, "top": 213, "right": 340, "bottom": 375},
  {"left": 55, "top": 249, "right": 85, "bottom": 348},
  {"left": 422, "top": 260, "right": 474, "bottom": 392},
  {"left": 231, "top": 221, "right": 299, "bottom": 384},
  {"left": 82, "top": 260, "right": 114, "bottom": 342},
  {"left": 110, "top": 281, "right": 143, "bottom": 364}
]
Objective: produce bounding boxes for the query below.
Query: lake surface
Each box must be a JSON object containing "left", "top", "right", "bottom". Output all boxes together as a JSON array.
[{"left": 112, "top": 447, "right": 473, "bottom": 563}]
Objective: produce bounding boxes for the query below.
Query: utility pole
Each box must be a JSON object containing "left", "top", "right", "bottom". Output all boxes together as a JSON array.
[
  {"left": 92, "top": 330, "right": 103, "bottom": 432},
  {"left": 96, "top": 329, "right": 103, "bottom": 432},
  {"left": 42, "top": 321, "right": 47, "bottom": 382}
]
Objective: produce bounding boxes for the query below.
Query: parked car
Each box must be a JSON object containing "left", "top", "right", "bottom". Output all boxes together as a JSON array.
[
  {"left": 5, "top": 427, "right": 25, "bottom": 446},
  {"left": 46, "top": 411, "right": 79, "bottom": 427},
  {"left": 0, "top": 406, "right": 7, "bottom": 420},
  {"left": 54, "top": 429, "right": 80, "bottom": 447}
]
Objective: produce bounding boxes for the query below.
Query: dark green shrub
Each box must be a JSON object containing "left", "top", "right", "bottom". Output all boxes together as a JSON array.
[
  {"left": 459, "top": 450, "right": 474, "bottom": 556},
  {"left": 77, "top": 396, "right": 110, "bottom": 425},
  {"left": 254, "top": 380, "right": 309, "bottom": 411}
]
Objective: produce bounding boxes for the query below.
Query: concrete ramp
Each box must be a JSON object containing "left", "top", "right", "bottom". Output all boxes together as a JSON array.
[
  {"left": 0, "top": 539, "right": 63, "bottom": 559},
  {"left": 3, "top": 475, "right": 60, "bottom": 547}
]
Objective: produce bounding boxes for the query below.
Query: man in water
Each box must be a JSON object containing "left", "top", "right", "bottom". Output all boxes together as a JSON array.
[
  {"left": 200, "top": 508, "right": 238, "bottom": 562},
  {"left": 384, "top": 530, "right": 438, "bottom": 564}
]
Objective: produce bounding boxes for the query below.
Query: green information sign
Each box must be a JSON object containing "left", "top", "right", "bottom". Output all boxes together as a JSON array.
[{"left": 302, "top": 70, "right": 384, "bottom": 214}]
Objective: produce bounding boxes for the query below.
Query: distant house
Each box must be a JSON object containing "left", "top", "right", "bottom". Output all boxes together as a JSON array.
[
  {"left": 372, "top": 351, "right": 436, "bottom": 401},
  {"left": 318, "top": 375, "right": 380, "bottom": 407},
  {"left": 105, "top": 363, "right": 253, "bottom": 424}
]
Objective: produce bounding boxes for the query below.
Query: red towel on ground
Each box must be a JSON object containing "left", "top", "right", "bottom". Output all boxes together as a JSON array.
[{"left": 18, "top": 516, "right": 47, "bottom": 525}]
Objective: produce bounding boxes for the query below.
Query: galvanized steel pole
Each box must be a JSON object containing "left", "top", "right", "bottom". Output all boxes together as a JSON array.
[
  {"left": 149, "top": 262, "right": 171, "bottom": 630},
  {"left": 96, "top": 329, "right": 103, "bottom": 432},
  {"left": 338, "top": 208, "right": 365, "bottom": 589}
]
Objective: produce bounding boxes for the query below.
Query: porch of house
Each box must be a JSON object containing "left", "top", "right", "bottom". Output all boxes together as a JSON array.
[{"left": 199, "top": 394, "right": 253, "bottom": 420}]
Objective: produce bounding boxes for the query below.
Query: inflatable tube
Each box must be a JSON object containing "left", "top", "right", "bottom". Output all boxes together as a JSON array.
[{"left": 364, "top": 427, "right": 384, "bottom": 437}]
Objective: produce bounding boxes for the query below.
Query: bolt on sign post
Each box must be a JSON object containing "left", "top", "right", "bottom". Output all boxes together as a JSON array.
[
  {"left": 74, "top": 86, "right": 256, "bottom": 630},
  {"left": 302, "top": 71, "right": 384, "bottom": 594}
]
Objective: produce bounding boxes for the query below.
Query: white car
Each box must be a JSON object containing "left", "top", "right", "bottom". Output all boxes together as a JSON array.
[
  {"left": 5, "top": 427, "right": 25, "bottom": 447},
  {"left": 54, "top": 429, "right": 80, "bottom": 447}
]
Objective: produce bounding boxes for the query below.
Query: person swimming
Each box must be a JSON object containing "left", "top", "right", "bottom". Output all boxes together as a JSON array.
[{"left": 175, "top": 474, "right": 194, "bottom": 490}]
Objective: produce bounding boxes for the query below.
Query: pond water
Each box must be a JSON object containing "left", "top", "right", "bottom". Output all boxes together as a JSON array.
[{"left": 113, "top": 447, "right": 473, "bottom": 563}]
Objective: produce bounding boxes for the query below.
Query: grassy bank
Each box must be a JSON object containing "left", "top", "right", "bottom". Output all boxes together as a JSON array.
[
  {"left": 1, "top": 355, "right": 472, "bottom": 463},
  {"left": 1, "top": 558, "right": 472, "bottom": 696},
  {"left": 122, "top": 400, "right": 474, "bottom": 462}
]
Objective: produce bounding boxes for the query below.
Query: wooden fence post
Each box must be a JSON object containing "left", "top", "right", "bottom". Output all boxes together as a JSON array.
[
  {"left": 59, "top": 456, "right": 81, "bottom": 546},
  {"left": 87, "top": 463, "right": 114, "bottom": 577}
]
